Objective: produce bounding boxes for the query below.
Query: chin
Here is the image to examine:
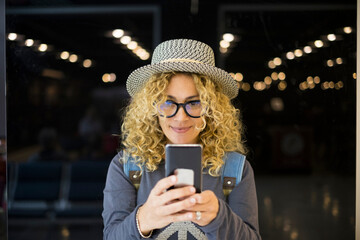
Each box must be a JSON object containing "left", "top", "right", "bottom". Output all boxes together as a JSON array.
[{"left": 169, "top": 136, "right": 198, "bottom": 144}]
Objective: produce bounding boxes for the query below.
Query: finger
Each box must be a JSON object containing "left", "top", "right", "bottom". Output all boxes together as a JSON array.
[
  {"left": 160, "top": 196, "right": 197, "bottom": 215},
  {"left": 191, "top": 211, "right": 209, "bottom": 226},
  {"left": 166, "top": 211, "right": 194, "bottom": 223},
  {"left": 158, "top": 186, "right": 196, "bottom": 205},
  {"left": 194, "top": 191, "right": 212, "bottom": 204},
  {"left": 183, "top": 203, "right": 209, "bottom": 212},
  {"left": 151, "top": 175, "right": 177, "bottom": 196}
]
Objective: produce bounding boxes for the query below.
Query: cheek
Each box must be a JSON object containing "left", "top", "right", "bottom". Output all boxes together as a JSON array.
[
  {"left": 158, "top": 117, "right": 168, "bottom": 131},
  {"left": 194, "top": 118, "right": 205, "bottom": 130}
]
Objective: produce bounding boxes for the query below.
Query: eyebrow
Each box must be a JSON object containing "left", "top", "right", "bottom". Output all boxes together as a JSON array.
[{"left": 167, "top": 95, "right": 199, "bottom": 101}]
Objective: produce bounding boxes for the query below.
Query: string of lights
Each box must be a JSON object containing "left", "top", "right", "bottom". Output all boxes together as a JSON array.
[
  {"left": 107, "top": 28, "right": 150, "bottom": 61},
  {"left": 222, "top": 25, "right": 355, "bottom": 92},
  {"left": 7, "top": 28, "right": 151, "bottom": 84},
  {"left": 7, "top": 32, "right": 94, "bottom": 69}
]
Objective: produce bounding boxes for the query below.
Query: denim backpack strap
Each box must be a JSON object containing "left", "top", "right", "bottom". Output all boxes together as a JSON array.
[
  {"left": 123, "top": 152, "right": 142, "bottom": 190},
  {"left": 221, "top": 152, "right": 246, "bottom": 198}
]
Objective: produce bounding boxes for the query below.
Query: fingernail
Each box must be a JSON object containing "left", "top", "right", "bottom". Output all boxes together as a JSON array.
[
  {"left": 190, "top": 187, "right": 196, "bottom": 193},
  {"left": 190, "top": 198, "right": 196, "bottom": 204},
  {"left": 171, "top": 176, "right": 176, "bottom": 183}
]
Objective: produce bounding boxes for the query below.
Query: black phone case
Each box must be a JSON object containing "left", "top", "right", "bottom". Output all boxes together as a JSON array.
[{"left": 165, "top": 144, "right": 202, "bottom": 193}]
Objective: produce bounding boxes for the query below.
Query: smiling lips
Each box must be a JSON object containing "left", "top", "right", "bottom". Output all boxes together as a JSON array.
[{"left": 171, "top": 126, "right": 191, "bottom": 133}]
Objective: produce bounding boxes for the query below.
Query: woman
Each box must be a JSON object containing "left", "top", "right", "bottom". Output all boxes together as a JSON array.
[{"left": 103, "top": 39, "right": 261, "bottom": 239}]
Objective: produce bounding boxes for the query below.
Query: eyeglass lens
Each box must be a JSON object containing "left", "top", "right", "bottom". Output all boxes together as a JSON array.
[{"left": 158, "top": 100, "right": 203, "bottom": 118}]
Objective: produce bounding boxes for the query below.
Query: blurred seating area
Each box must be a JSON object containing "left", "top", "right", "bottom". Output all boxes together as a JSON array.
[{"left": 7, "top": 160, "right": 110, "bottom": 225}]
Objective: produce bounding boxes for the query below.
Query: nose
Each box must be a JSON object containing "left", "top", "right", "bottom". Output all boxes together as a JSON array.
[{"left": 173, "top": 105, "right": 189, "bottom": 121}]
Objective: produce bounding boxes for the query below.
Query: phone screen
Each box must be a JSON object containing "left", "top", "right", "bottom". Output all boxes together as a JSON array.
[{"left": 165, "top": 144, "right": 202, "bottom": 193}]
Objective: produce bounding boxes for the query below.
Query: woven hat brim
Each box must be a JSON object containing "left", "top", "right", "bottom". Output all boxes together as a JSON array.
[{"left": 126, "top": 62, "right": 239, "bottom": 99}]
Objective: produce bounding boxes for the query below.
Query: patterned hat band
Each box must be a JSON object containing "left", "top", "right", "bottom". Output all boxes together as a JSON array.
[
  {"left": 126, "top": 39, "right": 239, "bottom": 99},
  {"left": 158, "top": 58, "right": 205, "bottom": 65}
]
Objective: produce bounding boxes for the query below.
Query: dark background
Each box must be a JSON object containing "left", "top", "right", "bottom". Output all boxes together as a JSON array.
[{"left": 3, "top": 0, "right": 357, "bottom": 239}]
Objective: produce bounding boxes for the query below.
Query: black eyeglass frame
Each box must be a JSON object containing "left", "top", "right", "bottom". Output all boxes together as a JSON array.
[{"left": 158, "top": 100, "right": 203, "bottom": 118}]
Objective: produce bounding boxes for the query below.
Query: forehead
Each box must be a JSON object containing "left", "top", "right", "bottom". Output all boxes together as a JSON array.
[{"left": 165, "top": 73, "right": 199, "bottom": 99}]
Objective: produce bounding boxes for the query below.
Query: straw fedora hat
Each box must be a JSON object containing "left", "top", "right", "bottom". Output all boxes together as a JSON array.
[{"left": 126, "top": 39, "right": 239, "bottom": 99}]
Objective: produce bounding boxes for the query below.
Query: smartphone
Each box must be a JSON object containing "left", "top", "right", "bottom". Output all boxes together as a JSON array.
[{"left": 165, "top": 144, "right": 202, "bottom": 193}]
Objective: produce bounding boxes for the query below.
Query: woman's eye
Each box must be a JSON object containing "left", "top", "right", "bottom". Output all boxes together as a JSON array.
[
  {"left": 189, "top": 101, "right": 201, "bottom": 106},
  {"left": 164, "top": 100, "right": 175, "bottom": 106}
]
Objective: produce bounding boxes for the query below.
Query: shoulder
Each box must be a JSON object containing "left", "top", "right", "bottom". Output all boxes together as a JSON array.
[
  {"left": 105, "top": 151, "right": 131, "bottom": 185},
  {"left": 223, "top": 151, "right": 246, "bottom": 171},
  {"left": 223, "top": 151, "right": 253, "bottom": 181},
  {"left": 224, "top": 151, "right": 246, "bottom": 162},
  {"left": 106, "top": 152, "right": 136, "bottom": 188}
]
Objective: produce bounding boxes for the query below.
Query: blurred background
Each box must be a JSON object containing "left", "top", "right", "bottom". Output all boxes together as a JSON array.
[{"left": 2, "top": 0, "right": 357, "bottom": 239}]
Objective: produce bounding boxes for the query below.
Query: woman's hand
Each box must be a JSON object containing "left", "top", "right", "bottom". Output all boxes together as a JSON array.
[
  {"left": 187, "top": 190, "right": 219, "bottom": 226},
  {"left": 137, "top": 175, "right": 198, "bottom": 235}
]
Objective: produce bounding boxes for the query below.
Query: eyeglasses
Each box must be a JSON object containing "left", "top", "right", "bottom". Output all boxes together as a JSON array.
[{"left": 158, "top": 100, "right": 203, "bottom": 118}]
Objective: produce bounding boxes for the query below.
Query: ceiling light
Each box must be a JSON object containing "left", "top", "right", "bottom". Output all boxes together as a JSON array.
[
  {"left": 140, "top": 52, "right": 150, "bottom": 60},
  {"left": 326, "top": 59, "right": 334, "bottom": 67},
  {"left": 268, "top": 60, "right": 276, "bottom": 69},
  {"left": 299, "top": 82, "right": 305, "bottom": 91},
  {"left": 286, "top": 51, "right": 295, "bottom": 60},
  {"left": 234, "top": 73, "right": 243, "bottom": 81},
  {"left": 83, "top": 59, "right": 92, "bottom": 68},
  {"left": 294, "top": 49, "right": 303, "bottom": 57},
  {"left": 278, "top": 81, "right": 287, "bottom": 91},
  {"left": 219, "top": 47, "right": 228, "bottom": 54},
  {"left": 337, "top": 81, "right": 344, "bottom": 89},
  {"left": 303, "top": 46, "right": 312, "bottom": 54},
  {"left": 242, "top": 82, "right": 250, "bottom": 91},
  {"left": 137, "top": 50, "right": 147, "bottom": 58},
  {"left": 135, "top": 48, "right": 147, "bottom": 57},
  {"left": 8, "top": 33, "right": 17, "bottom": 41},
  {"left": 327, "top": 34, "right": 336, "bottom": 41},
  {"left": 132, "top": 47, "right": 142, "bottom": 55},
  {"left": 38, "top": 44, "right": 48, "bottom": 52},
  {"left": 120, "top": 36, "right": 131, "bottom": 45},
  {"left": 25, "top": 39, "right": 34, "bottom": 47},
  {"left": 335, "top": 57, "right": 343, "bottom": 65},
  {"left": 273, "top": 57, "right": 282, "bottom": 66},
  {"left": 314, "top": 40, "right": 324, "bottom": 48},
  {"left": 102, "top": 73, "right": 111, "bottom": 83},
  {"left": 299, "top": 82, "right": 309, "bottom": 90},
  {"left": 237, "top": 82, "right": 241, "bottom": 89},
  {"left": 264, "top": 76, "right": 272, "bottom": 85},
  {"left": 314, "top": 76, "right": 320, "bottom": 84},
  {"left": 260, "top": 82, "right": 266, "bottom": 90},
  {"left": 60, "top": 51, "right": 70, "bottom": 60},
  {"left": 306, "top": 76, "right": 314, "bottom": 84},
  {"left": 69, "top": 54, "right": 78, "bottom": 63},
  {"left": 253, "top": 81, "right": 266, "bottom": 91},
  {"left": 220, "top": 40, "right": 230, "bottom": 48},
  {"left": 110, "top": 73, "right": 116, "bottom": 82},
  {"left": 271, "top": 72, "right": 278, "bottom": 80},
  {"left": 223, "top": 33, "right": 235, "bottom": 42},
  {"left": 278, "top": 72, "right": 286, "bottom": 80},
  {"left": 112, "top": 29, "right": 124, "bottom": 38},
  {"left": 343, "top": 26, "right": 352, "bottom": 34},
  {"left": 127, "top": 41, "right": 138, "bottom": 50},
  {"left": 321, "top": 82, "right": 329, "bottom": 90}
]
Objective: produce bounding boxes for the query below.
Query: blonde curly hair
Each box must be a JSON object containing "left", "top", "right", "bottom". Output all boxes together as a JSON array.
[{"left": 121, "top": 72, "right": 247, "bottom": 176}]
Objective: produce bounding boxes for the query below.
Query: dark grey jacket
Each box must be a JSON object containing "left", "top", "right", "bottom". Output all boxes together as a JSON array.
[{"left": 103, "top": 153, "right": 261, "bottom": 239}]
